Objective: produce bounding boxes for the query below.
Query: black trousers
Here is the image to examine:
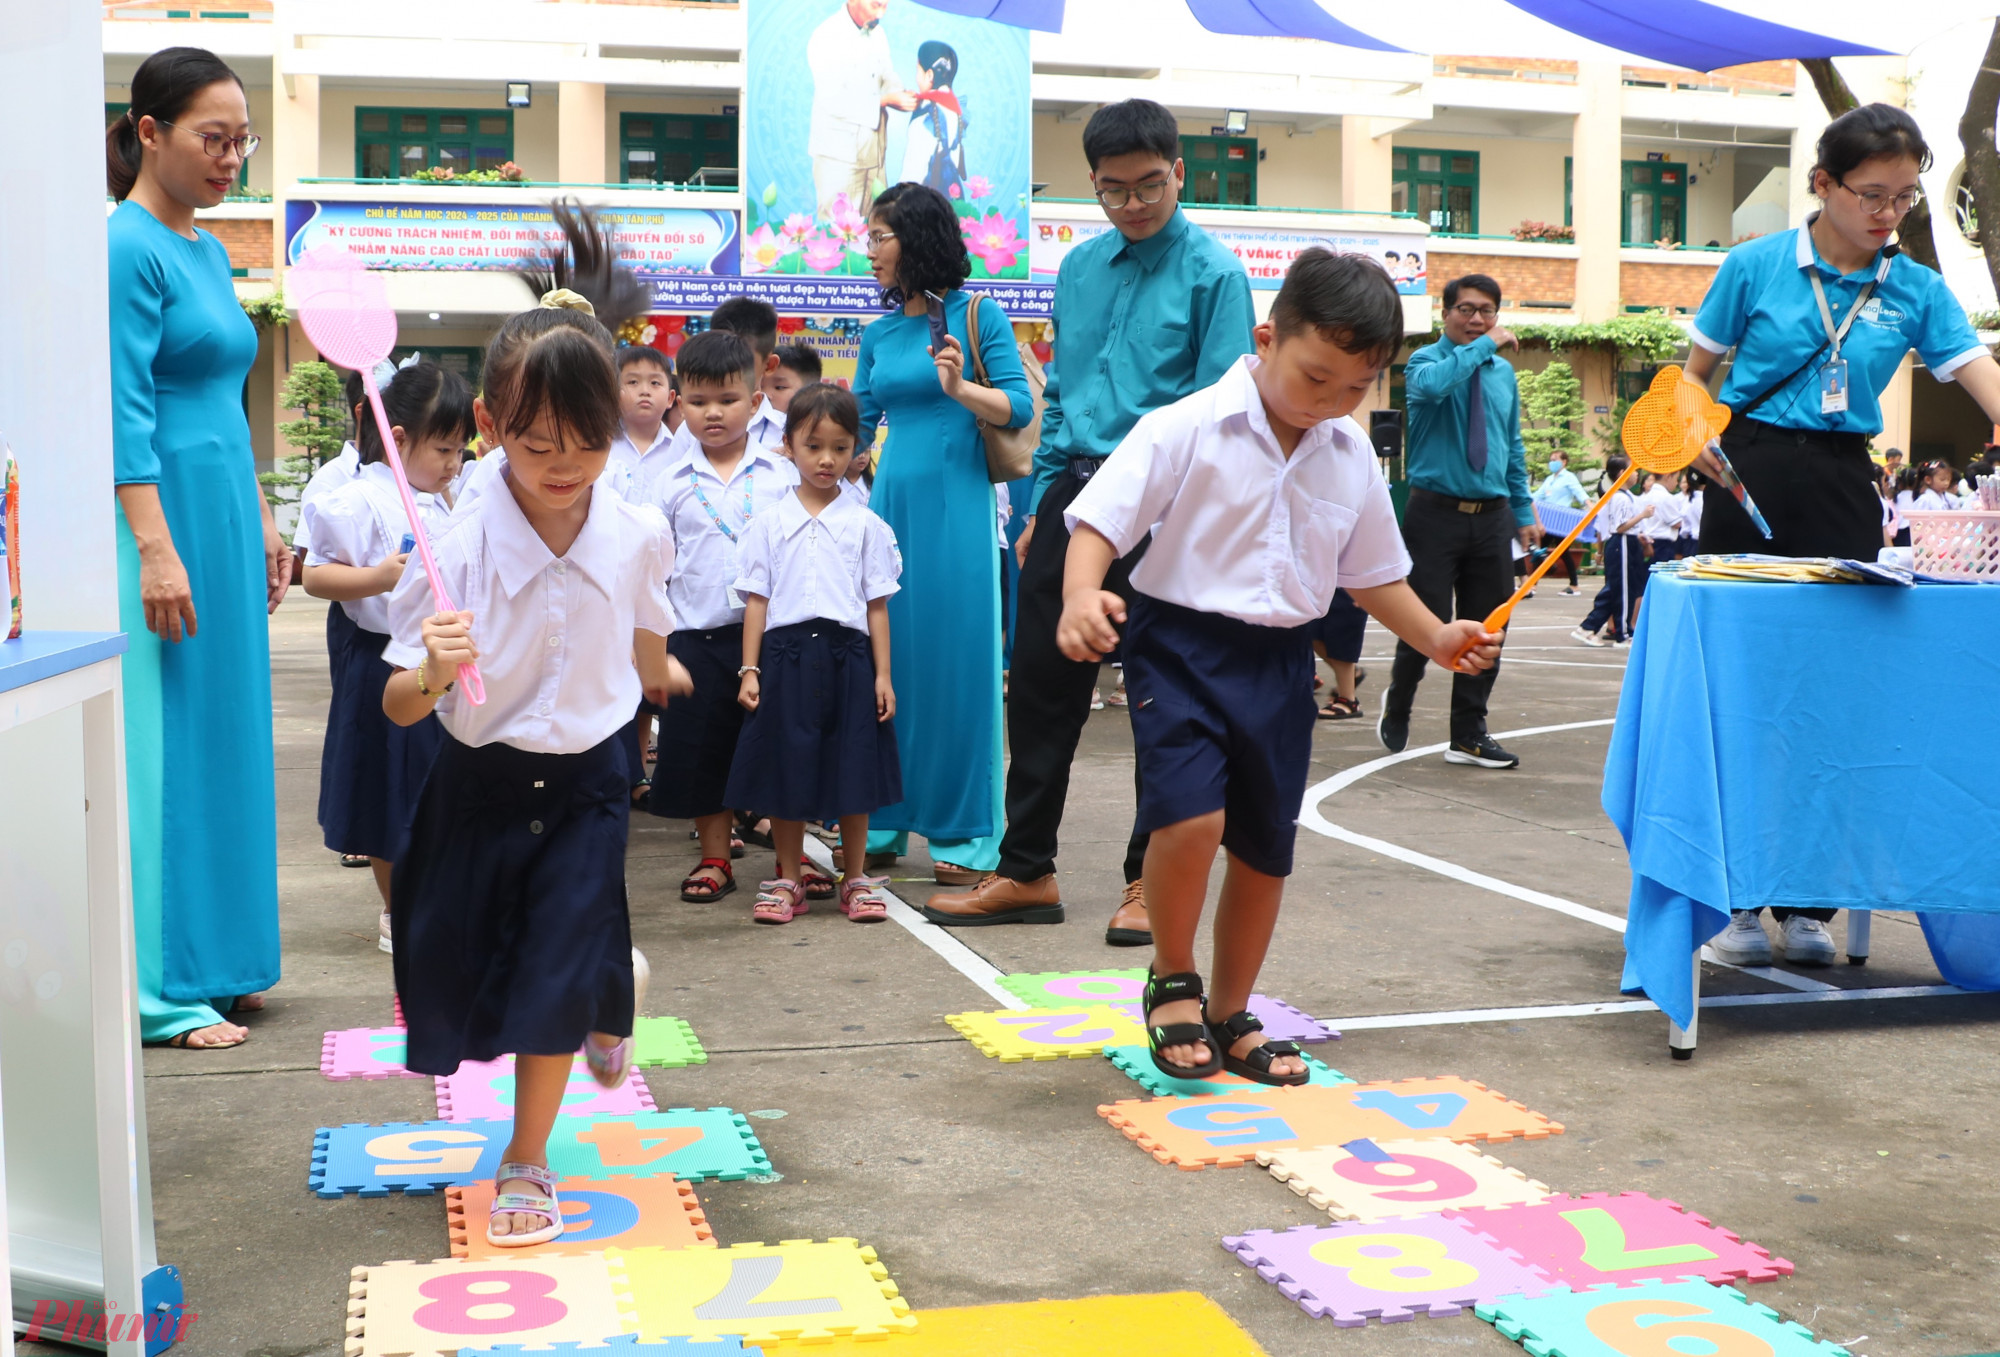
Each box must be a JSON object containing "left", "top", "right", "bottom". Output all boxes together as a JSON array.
[
  {"left": 1384, "top": 495, "right": 1514, "bottom": 745},
  {"left": 998, "top": 471, "right": 1150, "bottom": 885}
]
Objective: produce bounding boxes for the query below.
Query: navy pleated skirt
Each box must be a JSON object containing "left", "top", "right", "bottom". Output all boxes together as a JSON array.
[
  {"left": 318, "top": 604, "right": 443, "bottom": 861},
  {"left": 648, "top": 623, "right": 747, "bottom": 820},
  {"left": 723, "top": 619, "right": 901, "bottom": 822},
  {"left": 390, "top": 734, "right": 634, "bottom": 1076}
]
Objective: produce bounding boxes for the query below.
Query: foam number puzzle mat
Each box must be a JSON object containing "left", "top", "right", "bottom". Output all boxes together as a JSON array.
[
  {"left": 996, "top": 971, "right": 1337, "bottom": 1043},
  {"left": 323, "top": 1027, "right": 426, "bottom": 1081},
  {"left": 1222, "top": 1216, "right": 1554, "bottom": 1326},
  {"left": 545, "top": 1110, "right": 771, "bottom": 1184},
  {"left": 606, "top": 1239, "right": 914, "bottom": 1347},
  {"left": 461, "top": 1341, "right": 754, "bottom": 1357},
  {"left": 755, "top": 1290, "right": 1266, "bottom": 1355},
  {"left": 1477, "top": 1278, "right": 1853, "bottom": 1357},
  {"left": 1100, "top": 1077, "right": 1564, "bottom": 1170},
  {"left": 945, "top": 1004, "right": 1149, "bottom": 1061},
  {"left": 449, "top": 1178, "right": 713, "bottom": 1260},
  {"left": 634, "top": 1018, "right": 707, "bottom": 1070},
  {"left": 1451, "top": 1192, "right": 1792, "bottom": 1289},
  {"left": 436, "top": 1055, "right": 658, "bottom": 1122},
  {"left": 1103, "top": 1044, "right": 1353, "bottom": 1098},
  {"left": 1261, "top": 1137, "right": 1552, "bottom": 1222},
  {"left": 344, "top": 1256, "right": 625, "bottom": 1357},
  {"left": 314, "top": 1121, "right": 512, "bottom": 1199}
]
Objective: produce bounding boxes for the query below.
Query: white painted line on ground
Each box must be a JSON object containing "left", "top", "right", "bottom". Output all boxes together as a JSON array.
[
  {"left": 801, "top": 838, "right": 1026, "bottom": 1009},
  {"left": 1326, "top": 984, "right": 1970, "bottom": 1032}
]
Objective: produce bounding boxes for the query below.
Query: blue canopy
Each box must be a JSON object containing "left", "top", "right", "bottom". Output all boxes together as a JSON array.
[{"left": 914, "top": 0, "right": 1895, "bottom": 68}]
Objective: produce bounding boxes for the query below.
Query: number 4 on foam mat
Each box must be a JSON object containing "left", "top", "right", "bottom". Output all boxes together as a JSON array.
[
  {"left": 606, "top": 1239, "right": 916, "bottom": 1346},
  {"left": 1477, "top": 1278, "right": 1852, "bottom": 1357}
]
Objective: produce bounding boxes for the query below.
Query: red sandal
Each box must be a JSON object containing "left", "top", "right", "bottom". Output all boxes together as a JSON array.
[
  {"left": 680, "top": 857, "right": 736, "bottom": 902},
  {"left": 799, "top": 866, "right": 836, "bottom": 901}
]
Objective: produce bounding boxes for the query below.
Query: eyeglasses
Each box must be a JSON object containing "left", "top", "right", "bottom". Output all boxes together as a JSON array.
[
  {"left": 1450, "top": 303, "right": 1499, "bottom": 320},
  {"left": 155, "top": 120, "right": 261, "bottom": 160},
  {"left": 1837, "top": 181, "right": 1921, "bottom": 216},
  {"left": 864, "top": 230, "right": 897, "bottom": 252},
  {"left": 1094, "top": 180, "right": 1172, "bottom": 209}
]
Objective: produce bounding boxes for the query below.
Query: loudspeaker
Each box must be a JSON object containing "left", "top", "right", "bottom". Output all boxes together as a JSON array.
[{"left": 1369, "top": 409, "right": 1404, "bottom": 461}]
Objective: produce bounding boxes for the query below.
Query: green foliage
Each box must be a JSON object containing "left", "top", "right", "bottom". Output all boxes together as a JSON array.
[
  {"left": 1415, "top": 309, "right": 1687, "bottom": 361},
  {"left": 1516, "top": 361, "right": 1586, "bottom": 477},
  {"left": 261, "top": 360, "right": 350, "bottom": 507},
  {"left": 239, "top": 290, "right": 289, "bottom": 331}
]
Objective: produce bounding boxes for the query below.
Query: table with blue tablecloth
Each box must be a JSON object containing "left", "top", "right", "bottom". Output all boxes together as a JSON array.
[{"left": 1603, "top": 571, "right": 2000, "bottom": 1050}]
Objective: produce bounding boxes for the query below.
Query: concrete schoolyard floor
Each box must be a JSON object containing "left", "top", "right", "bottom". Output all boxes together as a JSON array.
[{"left": 84, "top": 590, "right": 2000, "bottom": 1357}]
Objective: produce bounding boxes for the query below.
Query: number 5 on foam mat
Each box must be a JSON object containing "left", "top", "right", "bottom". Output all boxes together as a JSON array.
[{"left": 607, "top": 1240, "right": 916, "bottom": 1346}]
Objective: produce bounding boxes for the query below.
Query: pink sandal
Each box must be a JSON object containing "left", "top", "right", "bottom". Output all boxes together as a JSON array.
[
  {"left": 485, "top": 1161, "right": 564, "bottom": 1248},
  {"left": 839, "top": 875, "right": 890, "bottom": 922},
  {"left": 752, "top": 878, "right": 806, "bottom": 924}
]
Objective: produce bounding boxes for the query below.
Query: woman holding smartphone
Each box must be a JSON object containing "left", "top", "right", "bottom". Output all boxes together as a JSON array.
[{"left": 852, "top": 183, "right": 1032, "bottom": 886}]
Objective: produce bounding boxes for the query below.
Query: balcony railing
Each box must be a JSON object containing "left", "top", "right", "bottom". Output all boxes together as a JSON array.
[
  {"left": 295, "top": 177, "right": 736, "bottom": 194},
  {"left": 1037, "top": 197, "right": 1421, "bottom": 221}
]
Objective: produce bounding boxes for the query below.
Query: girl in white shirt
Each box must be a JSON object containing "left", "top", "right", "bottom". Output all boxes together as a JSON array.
[
  {"left": 299, "top": 360, "right": 471, "bottom": 947},
  {"left": 1914, "top": 459, "right": 1962, "bottom": 511},
  {"left": 725, "top": 385, "right": 903, "bottom": 924},
  {"left": 382, "top": 219, "right": 691, "bottom": 1251}
]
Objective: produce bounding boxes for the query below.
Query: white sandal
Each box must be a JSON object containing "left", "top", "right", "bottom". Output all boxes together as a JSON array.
[{"left": 485, "top": 1161, "right": 564, "bottom": 1247}]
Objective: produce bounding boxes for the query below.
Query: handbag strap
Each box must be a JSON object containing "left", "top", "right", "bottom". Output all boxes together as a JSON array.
[{"left": 965, "top": 292, "right": 991, "bottom": 389}]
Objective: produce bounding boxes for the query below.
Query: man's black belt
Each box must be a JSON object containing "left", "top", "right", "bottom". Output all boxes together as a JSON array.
[
  {"left": 1410, "top": 486, "right": 1506, "bottom": 514},
  {"left": 1068, "top": 456, "right": 1106, "bottom": 481}
]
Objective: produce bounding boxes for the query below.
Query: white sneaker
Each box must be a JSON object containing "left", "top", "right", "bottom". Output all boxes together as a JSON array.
[
  {"left": 378, "top": 910, "right": 393, "bottom": 954},
  {"left": 1781, "top": 916, "right": 1837, "bottom": 966},
  {"left": 1709, "top": 910, "right": 1772, "bottom": 966},
  {"left": 1572, "top": 626, "right": 1610, "bottom": 648}
]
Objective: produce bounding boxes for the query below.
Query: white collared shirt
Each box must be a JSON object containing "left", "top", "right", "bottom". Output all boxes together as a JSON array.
[
  {"left": 657, "top": 396, "right": 791, "bottom": 493},
  {"left": 1065, "top": 357, "right": 1410, "bottom": 628},
  {"left": 608, "top": 420, "right": 676, "bottom": 503},
  {"left": 1682, "top": 488, "right": 1703, "bottom": 538},
  {"left": 805, "top": 8, "right": 898, "bottom": 162},
  {"left": 1604, "top": 487, "right": 1643, "bottom": 537},
  {"left": 384, "top": 474, "right": 676, "bottom": 754},
  {"left": 300, "top": 461, "right": 451, "bottom": 634},
  {"left": 1638, "top": 484, "right": 1682, "bottom": 541},
  {"left": 733, "top": 488, "right": 901, "bottom": 633},
  {"left": 293, "top": 442, "right": 362, "bottom": 551},
  {"left": 654, "top": 444, "right": 796, "bottom": 631}
]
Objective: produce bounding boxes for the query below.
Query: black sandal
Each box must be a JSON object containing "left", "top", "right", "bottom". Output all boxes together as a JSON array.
[
  {"left": 734, "top": 809, "right": 775, "bottom": 849},
  {"left": 1206, "top": 1008, "right": 1308, "bottom": 1086},
  {"left": 1143, "top": 969, "right": 1224, "bottom": 1080}
]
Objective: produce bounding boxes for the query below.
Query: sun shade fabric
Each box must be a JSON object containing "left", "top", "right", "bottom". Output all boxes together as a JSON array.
[
  {"left": 1184, "top": 0, "right": 1406, "bottom": 50},
  {"left": 1501, "top": 0, "right": 1888, "bottom": 68}
]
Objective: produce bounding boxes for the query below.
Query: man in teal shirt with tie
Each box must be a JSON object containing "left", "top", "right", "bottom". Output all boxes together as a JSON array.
[
  {"left": 923, "top": 98, "right": 1254, "bottom": 940},
  {"left": 1379, "top": 273, "right": 1537, "bottom": 769}
]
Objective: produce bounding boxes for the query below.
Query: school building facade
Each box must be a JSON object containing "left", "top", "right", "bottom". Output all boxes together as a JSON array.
[{"left": 103, "top": 0, "right": 2000, "bottom": 468}]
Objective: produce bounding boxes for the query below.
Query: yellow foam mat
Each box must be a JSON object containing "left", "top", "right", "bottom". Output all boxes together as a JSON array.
[{"left": 760, "top": 1291, "right": 1268, "bottom": 1355}]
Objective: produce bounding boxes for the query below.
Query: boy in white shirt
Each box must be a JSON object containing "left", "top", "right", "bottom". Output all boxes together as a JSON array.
[
  {"left": 644, "top": 330, "right": 800, "bottom": 902},
  {"left": 1637, "top": 470, "right": 1683, "bottom": 561},
  {"left": 1058, "top": 249, "right": 1501, "bottom": 1085},
  {"left": 1573, "top": 454, "right": 1652, "bottom": 646},
  {"left": 606, "top": 346, "right": 678, "bottom": 502},
  {"left": 653, "top": 298, "right": 791, "bottom": 477}
]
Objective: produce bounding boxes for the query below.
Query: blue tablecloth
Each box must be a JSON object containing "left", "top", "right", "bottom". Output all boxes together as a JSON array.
[{"left": 1603, "top": 572, "right": 2000, "bottom": 1027}]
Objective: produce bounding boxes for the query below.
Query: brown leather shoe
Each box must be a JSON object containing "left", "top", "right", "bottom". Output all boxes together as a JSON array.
[
  {"left": 1105, "top": 879, "right": 1152, "bottom": 947},
  {"left": 919, "top": 873, "right": 1064, "bottom": 926}
]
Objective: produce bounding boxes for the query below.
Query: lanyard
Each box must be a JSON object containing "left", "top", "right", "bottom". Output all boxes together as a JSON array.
[
  {"left": 1806, "top": 266, "right": 1878, "bottom": 368},
  {"left": 689, "top": 466, "right": 754, "bottom": 542}
]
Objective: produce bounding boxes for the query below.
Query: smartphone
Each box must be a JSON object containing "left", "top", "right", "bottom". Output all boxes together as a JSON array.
[{"left": 924, "top": 290, "right": 949, "bottom": 354}]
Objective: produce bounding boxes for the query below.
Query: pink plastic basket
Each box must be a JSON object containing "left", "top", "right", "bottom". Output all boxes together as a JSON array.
[{"left": 1908, "top": 510, "right": 2000, "bottom": 579}]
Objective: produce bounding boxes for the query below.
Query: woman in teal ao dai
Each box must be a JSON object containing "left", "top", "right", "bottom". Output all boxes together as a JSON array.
[
  {"left": 107, "top": 49, "right": 286, "bottom": 1047},
  {"left": 853, "top": 184, "right": 1033, "bottom": 878}
]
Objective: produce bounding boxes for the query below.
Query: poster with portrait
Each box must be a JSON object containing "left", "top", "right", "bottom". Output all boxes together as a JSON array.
[{"left": 744, "top": 0, "right": 1032, "bottom": 295}]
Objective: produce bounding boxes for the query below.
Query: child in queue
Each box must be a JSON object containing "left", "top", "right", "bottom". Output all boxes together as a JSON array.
[
  {"left": 300, "top": 359, "right": 472, "bottom": 949},
  {"left": 646, "top": 330, "right": 799, "bottom": 902},
  {"left": 381, "top": 212, "right": 692, "bottom": 1249},
  {"left": 1057, "top": 249, "right": 1500, "bottom": 1084},
  {"left": 726, "top": 384, "right": 903, "bottom": 924}
]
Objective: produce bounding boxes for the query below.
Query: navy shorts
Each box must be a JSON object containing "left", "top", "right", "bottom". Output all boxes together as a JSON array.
[
  {"left": 1312, "top": 588, "right": 1368, "bottom": 664},
  {"left": 1123, "top": 593, "right": 1317, "bottom": 877}
]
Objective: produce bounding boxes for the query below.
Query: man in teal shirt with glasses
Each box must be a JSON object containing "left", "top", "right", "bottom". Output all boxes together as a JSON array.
[
  {"left": 923, "top": 98, "right": 1253, "bottom": 942},
  {"left": 1379, "top": 273, "right": 1536, "bottom": 770}
]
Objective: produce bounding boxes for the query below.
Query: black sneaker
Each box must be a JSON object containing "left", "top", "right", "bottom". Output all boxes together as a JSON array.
[
  {"left": 1377, "top": 710, "right": 1409, "bottom": 754},
  {"left": 1444, "top": 735, "right": 1519, "bottom": 769}
]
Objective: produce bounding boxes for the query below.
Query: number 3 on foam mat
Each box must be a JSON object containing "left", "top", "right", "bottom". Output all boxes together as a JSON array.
[{"left": 1164, "top": 1103, "right": 1296, "bottom": 1146}]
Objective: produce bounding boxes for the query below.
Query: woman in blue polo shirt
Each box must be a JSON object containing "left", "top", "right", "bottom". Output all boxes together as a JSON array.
[{"left": 1688, "top": 103, "right": 2000, "bottom": 562}]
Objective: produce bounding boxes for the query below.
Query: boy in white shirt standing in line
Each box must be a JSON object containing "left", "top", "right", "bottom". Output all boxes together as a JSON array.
[
  {"left": 606, "top": 346, "right": 678, "bottom": 503},
  {"left": 1057, "top": 249, "right": 1502, "bottom": 1084}
]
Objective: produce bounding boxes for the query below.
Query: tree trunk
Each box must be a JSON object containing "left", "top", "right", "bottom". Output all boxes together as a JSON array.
[
  {"left": 1958, "top": 21, "right": 2000, "bottom": 300},
  {"left": 1803, "top": 57, "right": 1942, "bottom": 271}
]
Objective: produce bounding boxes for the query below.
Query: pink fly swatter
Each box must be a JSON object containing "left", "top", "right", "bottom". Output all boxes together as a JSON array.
[{"left": 288, "top": 245, "right": 485, "bottom": 703}]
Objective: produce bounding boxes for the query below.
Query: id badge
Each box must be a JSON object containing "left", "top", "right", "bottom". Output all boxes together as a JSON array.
[
  {"left": 1820, "top": 359, "right": 1849, "bottom": 415},
  {"left": 726, "top": 583, "right": 744, "bottom": 611}
]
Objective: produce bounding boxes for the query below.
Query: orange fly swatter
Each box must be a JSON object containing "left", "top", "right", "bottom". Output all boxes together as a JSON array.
[{"left": 1449, "top": 366, "right": 1728, "bottom": 668}]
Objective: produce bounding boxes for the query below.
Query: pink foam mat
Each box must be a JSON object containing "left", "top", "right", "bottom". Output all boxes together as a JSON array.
[{"left": 434, "top": 1052, "right": 658, "bottom": 1122}]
